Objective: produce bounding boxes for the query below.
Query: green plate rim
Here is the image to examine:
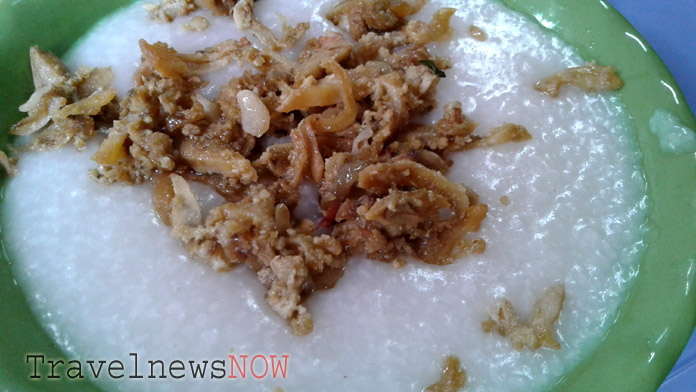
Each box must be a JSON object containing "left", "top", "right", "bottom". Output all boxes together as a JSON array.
[{"left": 0, "top": 0, "right": 695, "bottom": 391}]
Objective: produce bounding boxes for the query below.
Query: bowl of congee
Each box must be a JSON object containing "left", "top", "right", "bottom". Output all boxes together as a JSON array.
[{"left": 0, "top": 0, "right": 694, "bottom": 391}]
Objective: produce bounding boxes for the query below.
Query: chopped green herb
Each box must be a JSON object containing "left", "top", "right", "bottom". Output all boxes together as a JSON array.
[{"left": 419, "top": 60, "right": 446, "bottom": 78}]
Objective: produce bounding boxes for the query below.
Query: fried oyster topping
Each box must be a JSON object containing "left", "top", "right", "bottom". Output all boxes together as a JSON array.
[
  {"left": 13, "top": 1, "right": 534, "bottom": 335},
  {"left": 145, "top": 0, "right": 243, "bottom": 21},
  {"left": 0, "top": 151, "right": 18, "bottom": 177},
  {"left": 425, "top": 355, "right": 467, "bottom": 392},
  {"left": 468, "top": 25, "right": 487, "bottom": 41},
  {"left": 11, "top": 46, "right": 117, "bottom": 152},
  {"left": 147, "top": 0, "right": 309, "bottom": 51},
  {"left": 482, "top": 283, "right": 566, "bottom": 351},
  {"left": 535, "top": 62, "right": 623, "bottom": 98},
  {"left": 182, "top": 16, "right": 211, "bottom": 32}
]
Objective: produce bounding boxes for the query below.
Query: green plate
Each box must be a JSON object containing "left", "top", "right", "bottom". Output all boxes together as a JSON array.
[{"left": 1, "top": 0, "right": 694, "bottom": 391}]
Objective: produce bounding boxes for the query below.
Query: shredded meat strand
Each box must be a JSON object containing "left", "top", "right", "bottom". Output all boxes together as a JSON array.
[{"left": 535, "top": 62, "right": 623, "bottom": 97}]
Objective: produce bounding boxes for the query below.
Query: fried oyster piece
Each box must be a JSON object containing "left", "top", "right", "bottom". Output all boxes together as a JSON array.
[
  {"left": 147, "top": 0, "right": 309, "bottom": 51},
  {"left": 233, "top": 0, "right": 309, "bottom": 51},
  {"left": 482, "top": 283, "right": 566, "bottom": 351},
  {"left": 145, "top": 0, "right": 243, "bottom": 21},
  {"left": 535, "top": 62, "right": 623, "bottom": 98},
  {"left": 468, "top": 25, "right": 487, "bottom": 41},
  {"left": 425, "top": 355, "right": 467, "bottom": 392},
  {"left": 0, "top": 151, "right": 18, "bottom": 177},
  {"left": 11, "top": 46, "right": 117, "bottom": 151}
]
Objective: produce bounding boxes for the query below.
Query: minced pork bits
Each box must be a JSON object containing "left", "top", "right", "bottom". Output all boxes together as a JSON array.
[{"left": 12, "top": 0, "right": 540, "bottom": 336}]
